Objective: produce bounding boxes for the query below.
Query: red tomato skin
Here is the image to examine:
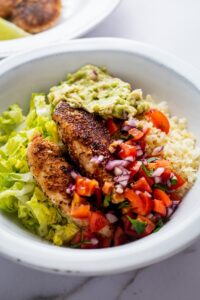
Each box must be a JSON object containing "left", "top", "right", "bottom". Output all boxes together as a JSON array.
[{"left": 89, "top": 212, "right": 109, "bottom": 233}]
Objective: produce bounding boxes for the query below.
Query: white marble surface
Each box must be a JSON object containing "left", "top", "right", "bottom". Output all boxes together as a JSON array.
[{"left": 1, "top": 0, "right": 200, "bottom": 299}]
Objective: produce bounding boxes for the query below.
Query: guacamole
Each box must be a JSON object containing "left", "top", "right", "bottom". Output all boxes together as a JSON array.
[{"left": 48, "top": 65, "right": 149, "bottom": 119}]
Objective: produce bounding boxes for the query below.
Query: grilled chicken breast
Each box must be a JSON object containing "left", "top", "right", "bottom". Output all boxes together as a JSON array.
[
  {"left": 53, "top": 101, "right": 113, "bottom": 186},
  {"left": 0, "top": 0, "right": 15, "bottom": 18},
  {"left": 11, "top": 0, "right": 61, "bottom": 33},
  {"left": 27, "top": 135, "right": 72, "bottom": 216}
]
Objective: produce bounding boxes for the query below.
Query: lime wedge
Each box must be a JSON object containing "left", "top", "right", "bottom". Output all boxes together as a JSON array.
[{"left": 0, "top": 18, "right": 30, "bottom": 40}]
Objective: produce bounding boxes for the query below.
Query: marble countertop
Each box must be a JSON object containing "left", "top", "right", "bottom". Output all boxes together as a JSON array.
[{"left": 1, "top": 0, "right": 200, "bottom": 299}]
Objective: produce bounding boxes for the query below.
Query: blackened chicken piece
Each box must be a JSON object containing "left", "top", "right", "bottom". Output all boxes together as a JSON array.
[
  {"left": 0, "top": 0, "right": 15, "bottom": 18},
  {"left": 11, "top": 0, "right": 61, "bottom": 33},
  {"left": 27, "top": 135, "right": 72, "bottom": 216},
  {"left": 53, "top": 101, "right": 113, "bottom": 186}
]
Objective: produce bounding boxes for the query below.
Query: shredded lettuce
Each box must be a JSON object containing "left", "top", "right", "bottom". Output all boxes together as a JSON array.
[{"left": 0, "top": 94, "right": 78, "bottom": 245}]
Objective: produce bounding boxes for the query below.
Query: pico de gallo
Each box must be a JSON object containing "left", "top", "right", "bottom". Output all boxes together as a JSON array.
[{"left": 67, "top": 109, "right": 185, "bottom": 249}]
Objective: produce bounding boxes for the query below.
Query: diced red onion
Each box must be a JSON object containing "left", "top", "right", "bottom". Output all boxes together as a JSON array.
[
  {"left": 172, "top": 200, "right": 180, "bottom": 206},
  {"left": 167, "top": 180, "right": 171, "bottom": 187},
  {"left": 144, "top": 191, "right": 152, "bottom": 198},
  {"left": 120, "top": 180, "right": 129, "bottom": 187},
  {"left": 106, "top": 213, "right": 118, "bottom": 224},
  {"left": 147, "top": 213, "right": 154, "bottom": 219},
  {"left": 152, "top": 146, "right": 164, "bottom": 155},
  {"left": 90, "top": 238, "right": 99, "bottom": 245},
  {"left": 136, "top": 150, "right": 143, "bottom": 157},
  {"left": 122, "top": 125, "right": 132, "bottom": 131},
  {"left": 90, "top": 155, "right": 104, "bottom": 164},
  {"left": 114, "top": 174, "right": 130, "bottom": 183},
  {"left": 136, "top": 145, "right": 141, "bottom": 150},
  {"left": 132, "top": 161, "right": 142, "bottom": 172},
  {"left": 154, "top": 176, "right": 162, "bottom": 184},
  {"left": 66, "top": 183, "right": 75, "bottom": 195},
  {"left": 170, "top": 172, "right": 175, "bottom": 179},
  {"left": 127, "top": 118, "right": 138, "bottom": 127},
  {"left": 152, "top": 167, "right": 165, "bottom": 177},
  {"left": 124, "top": 156, "right": 134, "bottom": 162},
  {"left": 70, "top": 170, "right": 79, "bottom": 179},
  {"left": 115, "top": 184, "right": 124, "bottom": 194},
  {"left": 122, "top": 118, "right": 138, "bottom": 131},
  {"left": 135, "top": 190, "right": 141, "bottom": 195},
  {"left": 167, "top": 207, "right": 174, "bottom": 217},
  {"left": 106, "top": 160, "right": 129, "bottom": 171},
  {"left": 99, "top": 225, "right": 112, "bottom": 237},
  {"left": 114, "top": 167, "right": 123, "bottom": 176}
]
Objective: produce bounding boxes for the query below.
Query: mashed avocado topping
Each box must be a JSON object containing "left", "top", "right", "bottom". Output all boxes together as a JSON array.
[{"left": 48, "top": 65, "right": 150, "bottom": 119}]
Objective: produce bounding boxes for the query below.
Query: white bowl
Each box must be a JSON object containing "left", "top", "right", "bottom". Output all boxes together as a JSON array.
[{"left": 0, "top": 38, "right": 200, "bottom": 275}]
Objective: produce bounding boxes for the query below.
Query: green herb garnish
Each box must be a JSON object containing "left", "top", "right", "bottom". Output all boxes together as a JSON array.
[
  {"left": 118, "top": 200, "right": 129, "bottom": 209},
  {"left": 119, "top": 134, "right": 132, "bottom": 140},
  {"left": 171, "top": 178, "right": 178, "bottom": 185},
  {"left": 127, "top": 216, "right": 146, "bottom": 234},
  {"left": 141, "top": 163, "right": 153, "bottom": 177},
  {"left": 153, "top": 183, "right": 168, "bottom": 192},
  {"left": 146, "top": 157, "right": 159, "bottom": 163},
  {"left": 103, "top": 194, "right": 111, "bottom": 207},
  {"left": 153, "top": 219, "right": 164, "bottom": 233}
]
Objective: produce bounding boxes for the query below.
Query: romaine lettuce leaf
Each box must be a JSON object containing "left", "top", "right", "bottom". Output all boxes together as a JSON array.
[{"left": 0, "top": 95, "right": 78, "bottom": 246}]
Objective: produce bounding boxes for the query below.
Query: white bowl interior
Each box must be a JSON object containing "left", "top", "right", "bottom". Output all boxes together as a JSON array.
[{"left": 0, "top": 40, "right": 200, "bottom": 274}]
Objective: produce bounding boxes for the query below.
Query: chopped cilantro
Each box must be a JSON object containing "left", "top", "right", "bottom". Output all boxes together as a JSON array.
[
  {"left": 103, "top": 194, "right": 111, "bottom": 207},
  {"left": 141, "top": 163, "right": 153, "bottom": 177},
  {"left": 153, "top": 219, "right": 164, "bottom": 233},
  {"left": 153, "top": 183, "right": 168, "bottom": 192},
  {"left": 146, "top": 157, "right": 159, "bottom": 163},
  {"left": 118, "top": 200, "right": 129, "bottom": 209},
  {"left": 119, "top": 134, "right": 132, "bottom": 140},
  {"left": 171, "top": 178, "right": 178, "bottom": 185},
  {"left": 127, "top": 216, "right": 146, "bottom": 234}
]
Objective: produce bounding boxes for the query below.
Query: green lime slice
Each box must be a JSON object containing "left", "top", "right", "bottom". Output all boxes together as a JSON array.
[{"left": 0, "top": 18, "right": 30, "bottom": 40}]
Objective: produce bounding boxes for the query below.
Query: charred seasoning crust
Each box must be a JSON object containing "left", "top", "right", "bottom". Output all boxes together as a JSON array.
[{"left": 53, "top": 101, "right": 113, "bottom": 184}]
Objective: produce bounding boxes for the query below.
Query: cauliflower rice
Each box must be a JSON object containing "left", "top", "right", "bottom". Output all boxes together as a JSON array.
[{"left": 140, "top": 95, "right": 200, "bottom": 196}]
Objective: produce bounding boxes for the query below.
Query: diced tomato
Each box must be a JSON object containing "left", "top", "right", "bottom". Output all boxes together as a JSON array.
[
  {"left": 102, "top": 181, "right": 114, "bottom": 195},
  {"left": 81, "top": 230, "right": 99, "bottom": 249},
  {"left": 132, "top": 177, "right": 152, "bottom": 193},
  {"left": 161, "top": 168, "right": 172, "bottom": 182},
  {"left": 169, "top": 174, "right": 185, "bottom": 190},
  {"left": 139, "top": 192, "right": 153, "bottom": 215},
  {"left": 122, "top": 214, "right": 146, "bottom": 238},
  {"left": 148, "top": 160, "right": 170, "bottom": 170},
  {"left": 94, "top": 187, "right": 102, "bottom": 207},
  {"left": 113, "top": 227, "right": 127, "bottom": 246},
  {"left": 89, "top": 212, "right": 109, "bottom": 233},
  {"left": 106, "top": 119, "right": 118, "bottom": 135},
  {"left": 170, "top": 192, "right": 181, "bottom": 201},
  {"left": 145, "top": 109, "right": 170, "bottom": 134},
  {"left": 124, "top": 188, "right": 152, "bottom": 215},
  {"left": 124, "top": 188, "right": 145, "bottom": 215},
  {"left": 76, "top": 176, "right": 99, "bottom": 196},
  {"left": 70, "top": 204, "right": 91, "bottom": 219},
  {"left": 129, "top": 161, "right": 141, "bottom": 177},
  {"left": 99, "top": 236, "right": 112, "bottom": 248},
  {"left": 137, "top": 168, "right": 154, "bottom": 186},
  {"left": 70, "top": 231, "right": 82, "bottom": 245},
  {"left": 137, "top": 215, "right": 155, "bottom": 235},
  {"left": 153, "top": 189, "right": 172, "bottom": 207},
  {"left": 119, "top": 143, "right": 136, "bottom": 159},
  {"left": 128, "top": 128, "right": 144, "bottom": 141},
  {"left": 153, "top": 199, "right": 167, "bottom": 217}
]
